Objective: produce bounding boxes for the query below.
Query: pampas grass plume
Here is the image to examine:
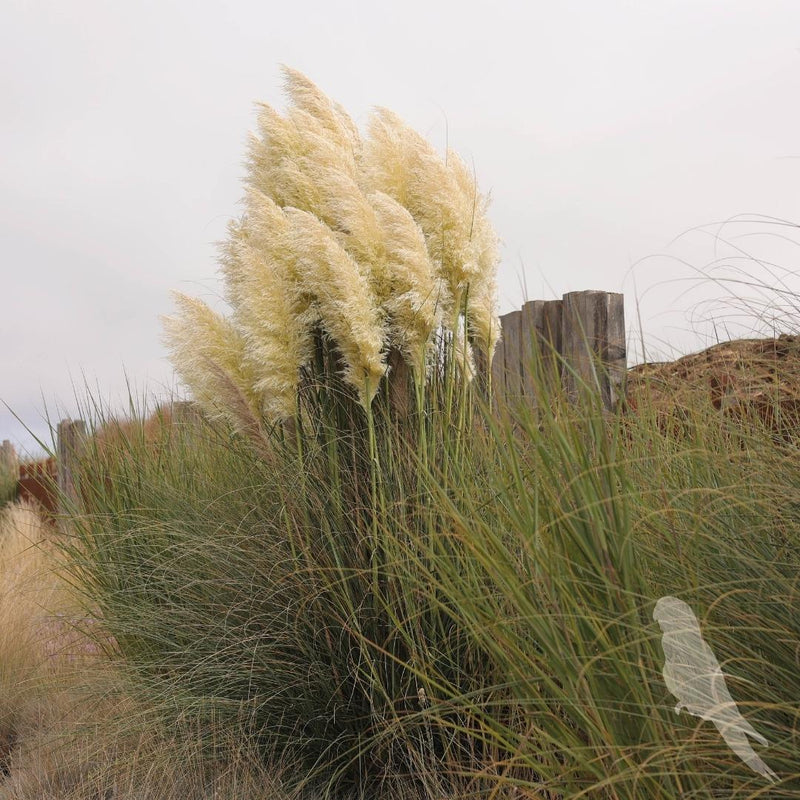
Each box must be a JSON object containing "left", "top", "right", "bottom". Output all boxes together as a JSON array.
[
  {"left": 364, "top": 108, "right": 483, "bottom": 298},
  {"left": 165, "top": 68, "right": 502, "bottom": 426},
  {"left": 284, "top": 208, "right": 387, "bottom": 405},
  {"left": 369, "top": 191, "right": 445, "bottom": 377},
  {"left": 225, "top": 193, "right": 317, "bottom": 421},
  {"left": 162, "top": 294, "right": 264, "bottom": 435}
]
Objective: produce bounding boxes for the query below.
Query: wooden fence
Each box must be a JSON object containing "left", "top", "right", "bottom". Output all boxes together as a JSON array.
[
  {"left": 1, "top": 422, "right": 87, "bottom": 516},
  {"left": 491, "top": 290, "right": 625, "bottom": 411}
]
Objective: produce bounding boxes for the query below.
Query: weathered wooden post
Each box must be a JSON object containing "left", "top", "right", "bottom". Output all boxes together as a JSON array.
[
  {"left": 561, "top": 290, "right": 626, "bottom": 410},
  {"left": 0, "top": 440, "right": 17, "bottom": 474},
  {"left": 500, "top": 310, "right": 523, "bottom": 400},
  {"left": 542, "top": 299, "right": 564, "bottom": 383},
  {"left": 386, "top": 348, "right": 411, "bottom": 421},
  {"left": 490, "top": 334, "right": 506, "bottom": 406},
  {"left": 520, "top": 299, "right": 564, "bottom": 397},
  {"left": 57, "top": 419, "right": 87, "bottom": 509},
  {"left": 520, "top": 301, "right": 542, "bottom": 398}
]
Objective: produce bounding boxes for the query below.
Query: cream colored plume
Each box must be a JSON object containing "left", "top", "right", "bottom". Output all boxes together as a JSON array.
[
  {"left": 166, "top": 68, "right": 502, "bottom": 425},
  {"left": 162, "top": 294, "right": 264, "bottom": 435},
  {"left": 368, "top": 191, "right": 445, "bottom": 377},
  {"left": 281, "top": 66, "right": 361, "bottom": 159},
  {"left": 463, "top": 268, "right": 500, "bottom": 355},
  {"left": 284, "top": 207, "right": 387, "bottom": 405},
  {"left": 447, "top": 150, "right": 501, "bottom": 353},
  {"left": 247, "top": 78, "right": 358, "bottom": 217},
  {"left": 363, "top": 110, "right": 493, "bottom": 301},
  {"left": 224, "top": 192, "right": 317, "bottom": 421}
]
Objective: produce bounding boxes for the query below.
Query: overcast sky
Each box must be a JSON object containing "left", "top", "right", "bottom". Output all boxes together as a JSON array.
[{"left": 2, "top": 0, "right": 799, "bottom": 455}]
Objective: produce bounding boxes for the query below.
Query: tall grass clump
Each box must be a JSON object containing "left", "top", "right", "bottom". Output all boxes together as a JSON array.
[
  {"left": 63, "top": 377, "right": 490, "bottom": 796},
  {"left": 61, "top": 356, "right": 800, "bottom": 797},
  {"left": 58, "top": 69, "right": 800, "bottom": 798}
]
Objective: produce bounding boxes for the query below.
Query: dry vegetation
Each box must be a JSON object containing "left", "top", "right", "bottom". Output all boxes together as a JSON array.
[
  {"left": 627, "top": 333, "right": 800, "bottom": 437},
  {"left": 0, "top": 501, "right": 99, "bottom": 796},
  {"left": 0, "top": 503, "right": 305, "bottom": 800}
]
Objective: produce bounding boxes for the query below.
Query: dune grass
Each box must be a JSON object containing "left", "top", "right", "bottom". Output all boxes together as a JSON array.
[
  {"left": 40, "top": 341, "right": 797, "bottom": 799},
  {"left": 0, "top": 502, "right": 322, "bottom": 800}
]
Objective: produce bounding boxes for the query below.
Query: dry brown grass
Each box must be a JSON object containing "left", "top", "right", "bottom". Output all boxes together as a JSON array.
[
  {"left": 0, "top": 501, "right": 104, "bottom": 795},
  {"left": 0, "top": 503, "right": 82, "bottom": 754},
  {"left": 626, "top": 334, "right": 800, "bottom": 437},
  {"left": 0, "top": 719, "right": 301, "bottom": 800},
  {"left": 0, "top": 502, "right": 310, "bottom": 799}
]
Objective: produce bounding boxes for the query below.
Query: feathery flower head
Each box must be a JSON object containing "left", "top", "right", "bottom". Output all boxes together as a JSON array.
[
  {"left": 368, "top": 191, "right": 445, "bottom": 377},
  {"left": 165, "top": 68, "right": 501, "bottom": 426},
  {"left": 284, "top": 207, "right": 387, "bottom": 405},
  {"left": 281, "top": 65, "right": 361, "bottom": 162},
  {"left": 162, "top": 293, "right": 264, "bottom": 434},
  {"left": 225, "top": 195, "right": 316, "bottom": 420},
  {"left": 364, "top": 109, "right": 485, "bottom": 296}
]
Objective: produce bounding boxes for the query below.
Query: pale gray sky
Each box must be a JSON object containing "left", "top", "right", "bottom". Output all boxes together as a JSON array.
[{"left": 2, "top": 0, "right": 799, "bottom": 455}]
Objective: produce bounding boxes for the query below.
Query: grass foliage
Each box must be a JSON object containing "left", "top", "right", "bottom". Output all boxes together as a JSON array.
[{"left": 52, "top": 342, "right": 800, "bottom": 799}]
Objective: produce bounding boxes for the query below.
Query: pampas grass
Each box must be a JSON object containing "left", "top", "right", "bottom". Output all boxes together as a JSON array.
[
  {"left": 59, "top": 353, "right": 800, "bottom": 798},
  {"left": 164, "top": 67, "right": 500, "bottom": 427},
  {"left": 162, "top": 293, "right": 267, "bottom": 440}
]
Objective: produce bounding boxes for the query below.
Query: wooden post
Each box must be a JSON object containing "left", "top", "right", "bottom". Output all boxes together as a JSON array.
[
  {"left": 561, "top": 291, "right": 626, "bottom": 410},
  {"left": 387, "top": 348, "right": 411, "bottom": 421},
  {"left": 542, "top": 299, "right": 564, "bottom": 389},
  {"left": 520, "top": 299, "right": 564, "bottom": 397},
  {"left": 500, "top": 310, "right": 523, "bottom": 399},
  {"left": 57, "top": 419, "right": 87, "bottom": 508},
  {"left": 520, "top": 301, "right": 542, "bottom": 397},
  {"left": 490, "top": 336, "right": 506, "bottom": 406},
  {"left": 0, "top": 440, "right": 17, "bottom": 475}
]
